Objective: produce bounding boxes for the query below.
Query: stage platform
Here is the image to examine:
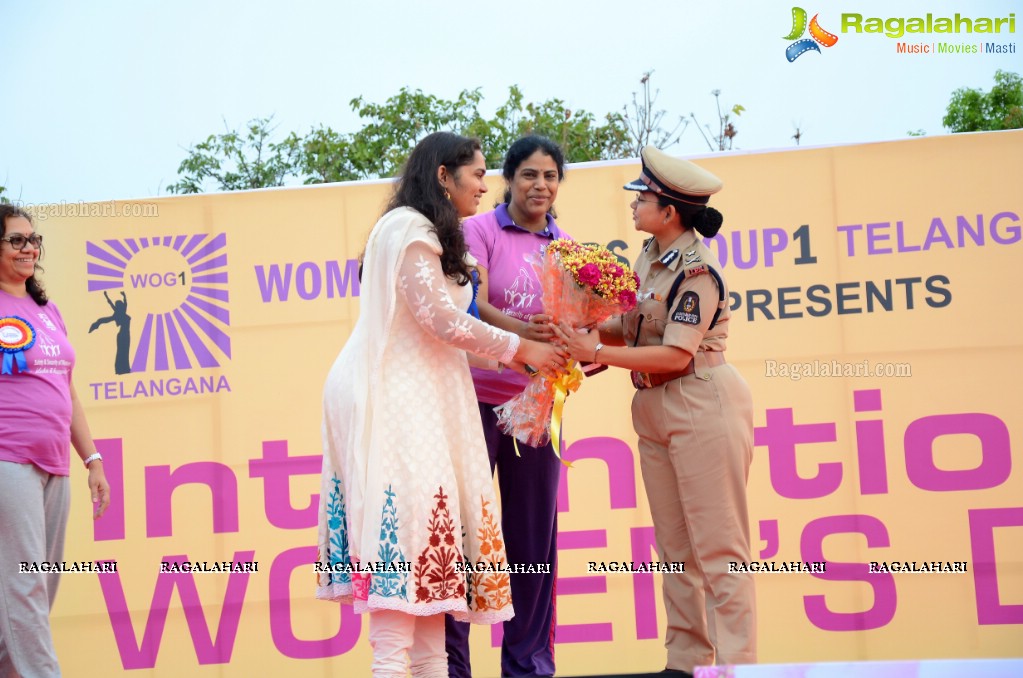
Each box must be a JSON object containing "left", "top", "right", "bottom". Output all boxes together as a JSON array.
[{"left": 565, "top": 657, "right": 1023, "bottom": 678}]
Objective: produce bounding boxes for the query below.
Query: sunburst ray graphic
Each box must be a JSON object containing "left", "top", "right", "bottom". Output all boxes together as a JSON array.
[{"left": 85, "top": 234, "right": 230, "bottom": 371}]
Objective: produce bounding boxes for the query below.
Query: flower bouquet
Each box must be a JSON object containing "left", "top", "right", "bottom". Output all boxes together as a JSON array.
[{"left": 494, "top": 239, "right": 639, "bottom": 450}]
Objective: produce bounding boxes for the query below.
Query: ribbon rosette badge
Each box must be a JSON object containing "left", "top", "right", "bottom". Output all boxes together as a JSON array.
[
  {"left": 784, "top": 7, "right": 838, "bottom": 62},
  {"left": 0, "top": 316, "right": 37, "bottom": 374}
]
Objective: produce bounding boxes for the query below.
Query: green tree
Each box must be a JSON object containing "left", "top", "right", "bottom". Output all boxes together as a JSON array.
[
  {"left": 168, "top": 84, "right": 678, "bottom": 191},
  {"left": 339, "top": 85, "right": 632, "bottom": 176},
  {"left": 167, "top": 116, "right": 299, "bottom": 194},
  {"left": 286, "top": 126, "right": 362, "bottom": 184},
  {"left": 943, "top": 69, "right": 1023, "bottom": 133},
  {"left": 0, "top": 185, "right": 9, "bottom": 204}
]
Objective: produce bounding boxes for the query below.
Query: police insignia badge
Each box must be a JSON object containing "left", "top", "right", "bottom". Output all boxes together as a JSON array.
[
  {"left": 659, "top": 249, "right": 679, "bottom": 266},
  {"left": 671, "top": 291, "right": 701, "bottom": 325},
  {"left": 683, "top": 248, "right": 702, "bottom": 265}
]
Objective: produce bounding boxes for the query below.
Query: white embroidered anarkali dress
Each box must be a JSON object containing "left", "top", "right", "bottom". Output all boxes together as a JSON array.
[{"left": 317, "top": 207, "right": 519, "bottom": 624}]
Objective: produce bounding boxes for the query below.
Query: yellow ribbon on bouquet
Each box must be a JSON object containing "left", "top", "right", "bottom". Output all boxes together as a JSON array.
[
  {"left": 512, "top": 360, "right": 584, "bottom": 466},
  {"left": 548, "top": 359, "right": 584, "bottom": 466}
]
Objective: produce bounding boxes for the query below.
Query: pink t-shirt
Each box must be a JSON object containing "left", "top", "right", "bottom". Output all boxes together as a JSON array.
[
  {"left": 0, "top": 291, "right": 76, "bottom": 476},
  {"left": 464, "top": 204, "right": 571, "bottom": 405}
]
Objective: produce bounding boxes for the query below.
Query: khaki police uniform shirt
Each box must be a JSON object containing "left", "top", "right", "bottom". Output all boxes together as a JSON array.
[{"left": 624, "top": 231, "right": 730, "bottom": 356}]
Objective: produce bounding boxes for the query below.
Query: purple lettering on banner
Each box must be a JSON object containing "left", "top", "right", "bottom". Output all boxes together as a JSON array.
[
  {"left": 758, "top": 520, "right": 780, "bottom": 559},
  {"left": 249, "top": 440, "right": 321, "bottom": 529},
  {"left": 755, "top": 408, "right": 840, "bottom": 499},
  {"left": 93, "top": 438, "right": 125, "bottom": 541},
  {"left": 145, "top": 462, "right": 240, "bottom": 537},
  {"left": 555, "top": 529, "right": 613, "bottom": 643},
  {"left": 730, "top": 230, "right": 759, "bottom": 270},
  {"left": 923, "top": 217, "right": 954, "bottom": 250},
  {"left": 904, "top": 413, "right": 1011, "bottom": 491},
  {"left": 762, "top": 228, "right": 788, "bottom": 267},
  {"left": 630, "top": 526, "right": 660, "bottom": 640},
  {"left": 295, "top": 262, "right": 322, "bottom": 300},
  {"left": 990, "top": 211, "right": 1022, "bottom": 245},
  {"left": 255, "top": 264, "right": 293, "bottom": 302},
  {"left": 957, "top": 215, "right": 985, "bottom": 247},
  {"left": 801, "top": 515, "right": 896, "bottom": 631},
  {"left": 270, "top": 546, "right": 361, "bottom": 657},
  {"left": 969, "top": 507, "right": 1023, "bottom": 624},
  {"left": 866, "top": 222, "right": 892, "bottom": 255},
  {"left": 97, "top": 551, "right": 255, "bottom": 668},
  {"left": 836, "top": 224, "right": 862, "bottom": 256},
  {"left": 325, "top": 259, "right": 361, "bottom": 298},
  {"left": 854, "top": 389, "right": 889, "bottom": 495},
  {"left": 895, "top": 221, "right": 921, "bottom": 252},
  {"left": 557, "top": 437, "right": 637, "bottom": 513}
]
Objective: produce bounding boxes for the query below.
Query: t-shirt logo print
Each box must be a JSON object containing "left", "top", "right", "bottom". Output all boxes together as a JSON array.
[
  {"left": 505, "top": 266, "right": 538, "bottom": 311},
  {"left": 85, "top": 234, "right": 231, "bottom": 374}
]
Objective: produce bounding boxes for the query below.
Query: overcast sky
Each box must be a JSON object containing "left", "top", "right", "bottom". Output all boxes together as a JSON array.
[{"left": 1, "top": 0, "right": 1019, "bottom": 204}]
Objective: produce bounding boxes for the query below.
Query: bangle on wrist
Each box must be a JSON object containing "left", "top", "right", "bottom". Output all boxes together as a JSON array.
[
  {"left": 593, "top": 342, "right": 605, "bottom": 364},
  {"left": 83, "top": 453, "right": 103, "bottom": 468}
]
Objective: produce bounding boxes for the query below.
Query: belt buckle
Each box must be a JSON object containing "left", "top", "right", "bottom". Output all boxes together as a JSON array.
[{"left": 631, "top": 371, "right": 653, "bottom": 389}]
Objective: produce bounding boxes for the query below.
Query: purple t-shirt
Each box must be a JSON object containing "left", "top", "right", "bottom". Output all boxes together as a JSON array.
[
  {"left": 0, "top": 291, "right": 76, "bottom": 476},
  {"left": 465, "top": 204, "right": 571, "bottom": 405}
]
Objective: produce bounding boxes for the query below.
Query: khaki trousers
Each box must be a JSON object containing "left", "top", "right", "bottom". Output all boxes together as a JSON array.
[{"left": 631, "top": 359, "right": 757, "bottom": 672}]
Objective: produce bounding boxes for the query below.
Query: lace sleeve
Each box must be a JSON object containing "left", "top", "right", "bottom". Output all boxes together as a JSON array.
[{"left": 397, "top": 241, "right": 520, "bottom": 365}]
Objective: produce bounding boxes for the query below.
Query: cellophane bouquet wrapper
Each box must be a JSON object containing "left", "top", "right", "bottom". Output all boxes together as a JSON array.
[{"left": 494, "top": 240, "right": 639, "bottom": 447}]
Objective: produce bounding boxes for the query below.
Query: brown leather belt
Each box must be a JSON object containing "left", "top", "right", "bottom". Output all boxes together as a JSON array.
[{"left": 631, "top": 351, "right": 726, "bottom": 390}]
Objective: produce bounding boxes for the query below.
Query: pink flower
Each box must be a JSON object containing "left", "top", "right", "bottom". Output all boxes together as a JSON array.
[
  {"left": 618, "top": 289, "right": 637, "bottom": 310},
  {"left": 577, "top": 263, "right": 601, "bottom": 286},
  {"left": 610, "top": 264, "right": 623, "bottom": 277}
]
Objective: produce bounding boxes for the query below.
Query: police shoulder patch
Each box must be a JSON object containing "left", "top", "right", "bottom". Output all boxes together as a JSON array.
[{"left": 671, "top": 291, "right": 701, "bottom": 325}]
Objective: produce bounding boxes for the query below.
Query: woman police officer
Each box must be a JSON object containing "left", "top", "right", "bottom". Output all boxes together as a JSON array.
[{"left": 553, "top": 146, "right": 756, "bottom": 677}]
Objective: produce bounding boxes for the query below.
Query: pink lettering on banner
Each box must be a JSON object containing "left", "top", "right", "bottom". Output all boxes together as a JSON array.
[
  {"left": 630, "top": 526, "right": 660, "bottom": 640},
  {"left": 758, "top": 520, "right": 780, "bottom": 559},
  {"left": 554, "top": 529, "right": 613, "bottom": 643},
  {"left": 801, "top": 515, "right": 896, "bottom": 631},
  {"left": 269, "top": 546, "right": 361, "bottom": 657},
  {"left": 969, "top": 507, "right": 1023, "bottom": 625},
  {"left": 93, "top": 438, "right": 125, "bottom": 541},
  {"left": 249, "top": 440, "right": 322, "bottom": 529},
  {"left": 904, "top": 413, "right": 1011, "bottom": 491},
  {"left": 557, "top": 437, "right": 638, "bottom": 512},
  {"left": 854, "top": 389, "right": 889, "bottom": 495},
  {"left": 755, "top": 407, "right": 840, "bottom": 499},
  {"left": 145, "top": 462, "right": 240, "bottom": 537},
  {"left": 97, "top": 551, "right": 255, "bottom": 669}
]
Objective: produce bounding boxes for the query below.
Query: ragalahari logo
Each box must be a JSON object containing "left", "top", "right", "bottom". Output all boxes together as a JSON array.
[
  {"left": 86, "top": 234, "right": 231, "bottom": 375},
  {"left": 784, "top": 7, "right": 839, "bottom": 61}
]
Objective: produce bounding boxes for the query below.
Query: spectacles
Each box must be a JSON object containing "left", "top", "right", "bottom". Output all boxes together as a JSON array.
[{"left": 1, "top": 234, "right": 44, "bottom": 250}]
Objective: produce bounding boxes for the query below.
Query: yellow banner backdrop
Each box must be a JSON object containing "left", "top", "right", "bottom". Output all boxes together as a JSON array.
[{"left": 35, "top": 131, "right": 1022, "bottom": 676}]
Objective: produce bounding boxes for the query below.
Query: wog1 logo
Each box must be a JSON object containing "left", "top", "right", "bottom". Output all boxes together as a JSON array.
[
  {"left": 784, "top": 7, "right": 839, "bottom": 61},
  {"left": 86, "top": 234, "right": 231, "bottom": 376}
]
